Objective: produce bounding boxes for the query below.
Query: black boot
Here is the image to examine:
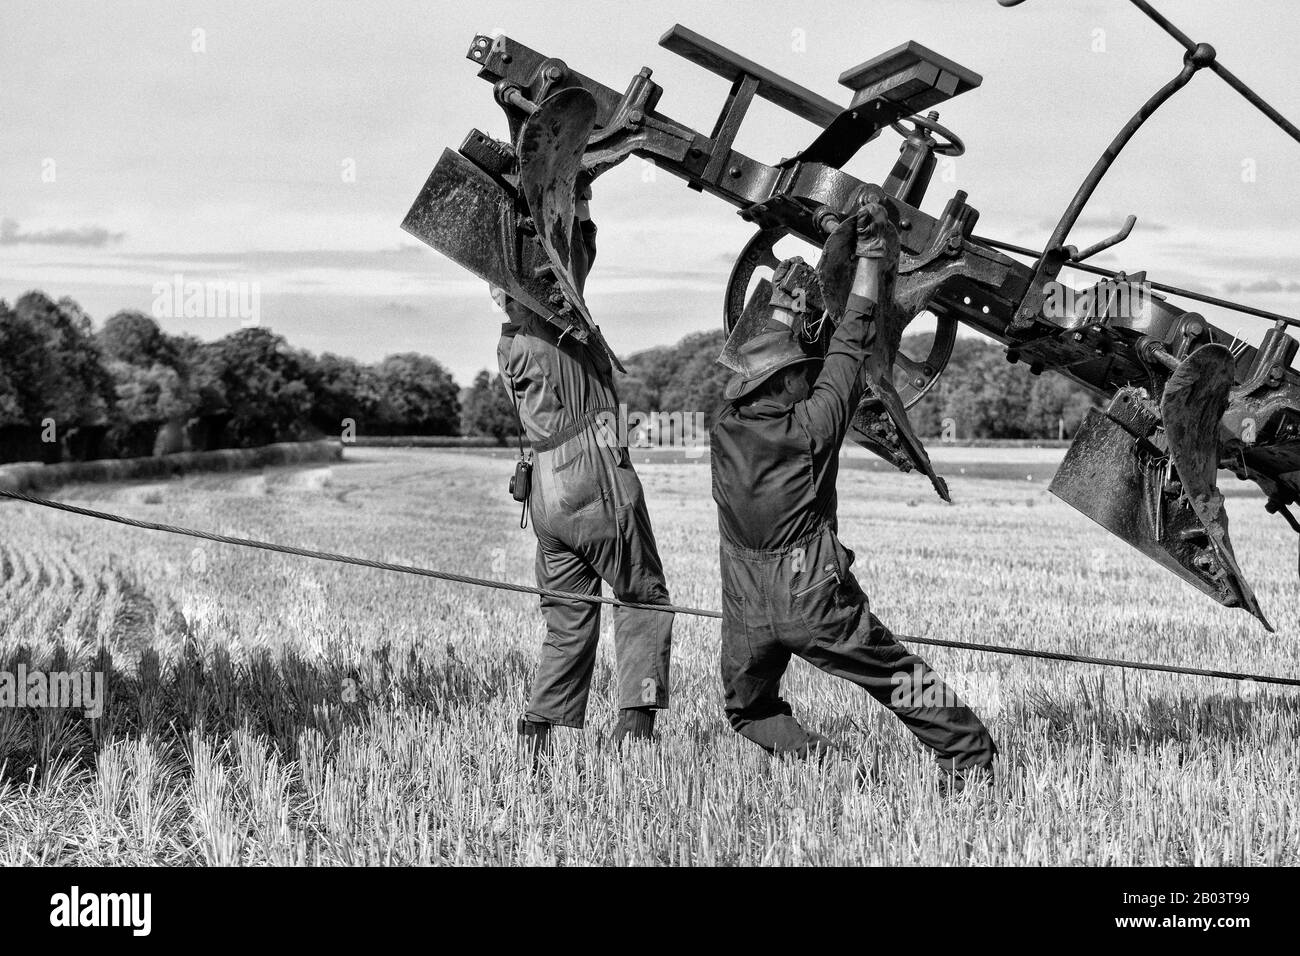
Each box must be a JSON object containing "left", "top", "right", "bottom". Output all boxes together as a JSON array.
[
  {"left": 613, "top": 707, "right": 656, "bottom": 745},
  {"left": 517, "top": 717, "right": 552, "bottom": 768},
  {"left": 939, "top": 762, "right": 994, "bottom": 797},
  {"left": 790, "top": 731, "right": 835, "bottom": 762}
]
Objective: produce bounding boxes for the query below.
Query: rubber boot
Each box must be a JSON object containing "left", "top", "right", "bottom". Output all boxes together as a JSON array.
[
  {"left": 517, "top": 717, "right": 552, "bottom": 769},
  {"left": 939, "top": 762, "right": 994, "bottom": 797},
  {"left": 613, "top": 707, "right": 656, "bottom": 746},
  {"left": 790, "top": 731, "right": 835, "bottom": 762}
]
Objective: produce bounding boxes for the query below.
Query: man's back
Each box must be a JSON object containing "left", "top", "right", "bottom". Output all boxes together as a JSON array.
[
  {"left": 710, "top": 397, "right": 843, "bottom": 552},
  {"left": 710, "top": 309, "right": 874, "bottom": 552},
  {"left": 497, "top": 306, "right": 617, "bottom": 444}
]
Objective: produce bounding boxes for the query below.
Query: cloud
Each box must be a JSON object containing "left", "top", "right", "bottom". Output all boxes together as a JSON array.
[
  {"left": 1223, "top": 277, "right": 1300, "bottom": 295},
  {"left": 116, "top": 245, "right": 427, "bottom": 271},
  {"left": 379, "top": 300, "right": 423, "bottom": 315},
  {"left": 0, "top": 217, "right": 125, "bottom": 247},
  {"left": 1034, "top": 214, "right": 1168, "bottom": 235}
]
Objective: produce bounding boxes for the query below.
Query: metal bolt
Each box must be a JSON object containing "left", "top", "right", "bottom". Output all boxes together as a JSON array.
[{"left": 729, "top": 166, "right": 741, "bottom": 178}]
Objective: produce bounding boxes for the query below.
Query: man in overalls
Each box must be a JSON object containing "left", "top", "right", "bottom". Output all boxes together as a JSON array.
[
  {"left": 495, "top": 178, "right": 673, "bottom": 758},
  {"left": 709, "top": 202, "right": 997, "bottom": 790}
]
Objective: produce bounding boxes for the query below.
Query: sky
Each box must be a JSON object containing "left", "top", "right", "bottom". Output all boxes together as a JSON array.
[{"left": 2, "top": 0, "right": 1299, "bottom": 385}]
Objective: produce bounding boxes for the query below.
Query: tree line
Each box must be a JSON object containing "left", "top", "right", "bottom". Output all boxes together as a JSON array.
[
  {"left": 608, "top": 328, "right": 1097, "bottom": 441},
  {"left": 1, "top": 290, "right": 1097, "bottom": 465},
  {"left": 0, "top": 291, "right": 461, "bottom": 463}
]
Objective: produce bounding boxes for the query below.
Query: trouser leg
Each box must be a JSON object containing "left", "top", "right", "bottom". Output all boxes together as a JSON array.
[
  {"left": 721, "top": 623, "right": 829, "bottom": 755},
  {"left": 526, "top": 538, "right": 602, "bottom": 729},
  {"left": 610, "top": 497, "right": 673, "bottom": 710},
  {"left": 580, "top": 478, "right": 673, "bottom": 712},
  {"left": 800, "top": 610, "right": 997, "bottom": 770}
]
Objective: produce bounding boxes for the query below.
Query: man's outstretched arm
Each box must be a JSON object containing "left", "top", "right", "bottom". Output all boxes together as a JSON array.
[{"left": 797, "top": 203, "right": 899, "bottom": 448}]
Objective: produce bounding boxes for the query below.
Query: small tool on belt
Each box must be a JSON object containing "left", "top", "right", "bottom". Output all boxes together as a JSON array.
[{"left": 502, "top": 373, "right": 532, "bottom": 528}]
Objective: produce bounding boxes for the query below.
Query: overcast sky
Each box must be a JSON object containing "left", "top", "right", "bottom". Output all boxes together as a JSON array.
[{"left": 2, "top": 0, "right": 1298, "bottom": 384}]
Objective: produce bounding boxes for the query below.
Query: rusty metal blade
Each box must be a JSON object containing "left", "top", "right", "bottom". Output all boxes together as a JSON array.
[
  {"left": 718, "top": 279, "right": 775, "bottom": 373},
  {"left": 1050, "top": 385, "right": 1272, "bottom": 631},
  {"left": 401, "top": 147, "right": 553, "bottom": 319},
  {"left": 517, "top": 87, "right": 598, "bottom": 330},
  {"left": 815, "top": 216, "right": 858, "bottom": 319},
  {"left": 852, "top": 292, "right": 949, "bottom": 501},
  {"left": 1162, "top": 344, "right": 1234, "bottom": 495},
  {"left": 862, "top": 353, "right": 951, "bottom": 502},
  {"left": 1160, "top": 344, "right": 1271, "bottom": 630},
  {"left": 402, "top": 148, "right": 624, "bottom": 375}
]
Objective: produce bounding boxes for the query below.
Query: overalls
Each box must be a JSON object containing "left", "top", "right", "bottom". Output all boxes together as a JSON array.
[
  {"left": 498, "top": 304, "right": 673, "bottom": 729},
  {"left": 710, "top": 309, "right": 996, "bottom": 768}
]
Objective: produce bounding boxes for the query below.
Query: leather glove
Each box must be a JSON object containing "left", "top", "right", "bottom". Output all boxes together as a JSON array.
[
  {"left": 853, "top": 201, "right": 899, "bottom": 261},
  {"left": 769, "top": 257, "right": 816, "bottom": 315}
]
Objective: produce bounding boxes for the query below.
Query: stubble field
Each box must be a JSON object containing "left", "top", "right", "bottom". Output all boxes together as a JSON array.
[{"left": 0, "top": 446, "right": 1296, "bottom": 865}]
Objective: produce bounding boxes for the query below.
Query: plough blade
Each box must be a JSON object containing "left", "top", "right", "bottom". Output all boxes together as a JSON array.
[
  {"left": 1160, "top": 344, "right": 1270, "bottom": 629},
  {"left": 815, "top": 215, "right": 858, "bottom": 320},
  {"left": 402, "top": 142, "right": 625, "bottom": 372},
  {"left": 856, "top": 365, "right": 951, "bottom": 503},
  {"left": 718, "top": 278, "right": 777, "bottom": 373},
  {"left": 1050, "top": 378, "right": 1272, "bottom": 631},
  {"left": 401, "top": 147, "right": 554, "bottom": 321},
  {"left": 517, "top": 87, "right": 599, "bottom": 331}
]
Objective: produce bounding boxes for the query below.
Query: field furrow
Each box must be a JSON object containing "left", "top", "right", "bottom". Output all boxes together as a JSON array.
[{"left": 0, "top": 448, "right": 1296, "bottom": 865}]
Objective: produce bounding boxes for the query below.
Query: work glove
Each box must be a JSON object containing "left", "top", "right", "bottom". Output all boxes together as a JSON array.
[
  {"left": 769, "top": 257, "right": 815, "bottom": 316},
  {"left": 853, "top": 200, "right": 900, "bottom": 261},
  {"left": 815, "top": 198, "right": 898, "bottom": 318},
  {"left": 845, "top": 200, "right": 900, "bottom": 314}
]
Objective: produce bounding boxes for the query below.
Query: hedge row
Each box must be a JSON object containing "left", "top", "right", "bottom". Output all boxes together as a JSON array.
[
  {"left": 346, "top": 436, "right": 503, "bottom": 448},
  {"left": 0, "top": 440, "right": 343, "bottom": 495}
]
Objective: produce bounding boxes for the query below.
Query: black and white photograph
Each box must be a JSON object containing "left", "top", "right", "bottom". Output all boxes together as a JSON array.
[{"left": 0, "top": 0, "right": 1294, "bottom": 929}]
